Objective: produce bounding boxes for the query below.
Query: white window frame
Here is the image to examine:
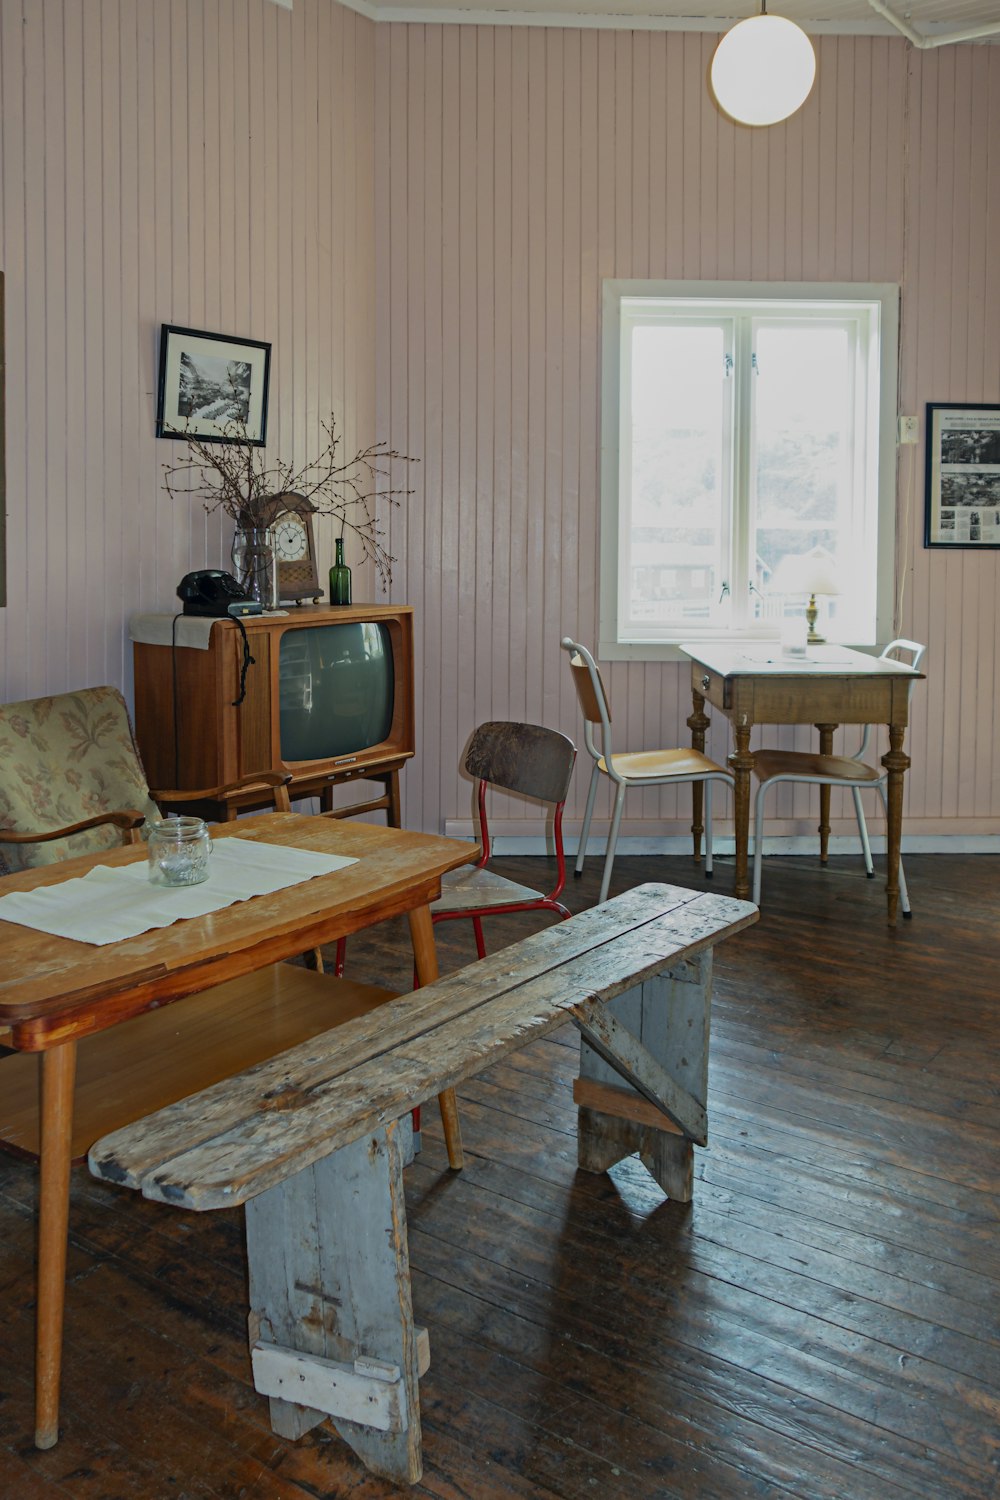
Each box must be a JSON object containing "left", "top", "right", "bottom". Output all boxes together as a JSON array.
[{"left": 599, "top": 280, "right": 900, "bottom": 662}]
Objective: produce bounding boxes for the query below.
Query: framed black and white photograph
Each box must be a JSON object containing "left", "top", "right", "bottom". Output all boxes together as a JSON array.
[
  {"left": 156, "top": 325, "right": 271, "bottom": 445},
  {"left": 925, "top": 402, "right": 1000, "bottom": 548}
]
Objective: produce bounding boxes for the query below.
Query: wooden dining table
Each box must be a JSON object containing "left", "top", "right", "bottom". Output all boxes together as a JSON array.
[
  {"left": 0, "top": 812, "right": 475, "bottom": 1451},
  {"left": 680, "top": 643, "right": 924, "bottom": 924}
]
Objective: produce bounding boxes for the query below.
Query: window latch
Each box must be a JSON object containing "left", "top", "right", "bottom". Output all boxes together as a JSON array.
[
  {"left": 718, "top": 582, "right": 731, "bottom": 603},
  {"left": 751, "top": 352, "right": 761, "bottom": 375},
  {"left": 724, "top": 354, "right": 734, "bottom": 377}
]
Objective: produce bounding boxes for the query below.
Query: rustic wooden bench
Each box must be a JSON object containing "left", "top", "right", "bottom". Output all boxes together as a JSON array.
[{"left": 89, "top": 883, "right": 755, "bottom": 1486}]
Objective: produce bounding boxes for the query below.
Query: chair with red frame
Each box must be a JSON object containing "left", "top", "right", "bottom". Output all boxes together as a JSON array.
[{"left": 430, "top": 720, "right": 577, "bottom": 958}]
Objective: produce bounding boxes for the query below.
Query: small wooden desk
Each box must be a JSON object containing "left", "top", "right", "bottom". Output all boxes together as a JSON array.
[
  {"left": 680, "top": 644, "right": 923, "bottom": 924},
  {"left": 0, "top": 814, "right": 474, "bottom": 1450}
]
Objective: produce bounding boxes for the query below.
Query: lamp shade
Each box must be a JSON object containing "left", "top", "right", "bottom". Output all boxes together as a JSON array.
[
  {"left": 770, "top": 546, "right": 840, "bottom": 598},
  {"left": 710, "top": 12, "right": 816, "bottom": 128}
]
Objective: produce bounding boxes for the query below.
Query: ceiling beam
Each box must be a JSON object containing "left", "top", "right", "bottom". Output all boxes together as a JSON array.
[{"left": 867, "top": 0, "right": 1000, "bottom": 47}]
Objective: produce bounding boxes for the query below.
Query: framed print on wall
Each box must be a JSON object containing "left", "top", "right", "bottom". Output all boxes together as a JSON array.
[
  {"left": 925, "top": 402, "right": 1000, "bottom": 548},
  {"left": 156, "top": 325, "right": 271, "bottom": 445}
]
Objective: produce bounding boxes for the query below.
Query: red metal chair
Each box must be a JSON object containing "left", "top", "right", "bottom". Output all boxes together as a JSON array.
[{"left": 431, "top": 721, "right": 577, "bottom": 958}]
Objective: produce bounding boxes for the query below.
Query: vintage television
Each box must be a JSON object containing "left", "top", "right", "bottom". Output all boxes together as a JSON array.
[{"left": 132, "top": 604, "right": 414, "bottom": 823}]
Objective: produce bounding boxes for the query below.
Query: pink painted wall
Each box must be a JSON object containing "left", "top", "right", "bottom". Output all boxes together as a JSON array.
[
  {"left": 375, "top": 27, "right": 1000, "bottom": 842},
  {"left": 1, "top": 8, "right": 997, "bottom": 842},
  {"left": 0, "top": 0, "right": 376, "bottom": 703}
]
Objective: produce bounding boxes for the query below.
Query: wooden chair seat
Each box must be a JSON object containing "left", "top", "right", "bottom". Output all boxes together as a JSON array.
[
  {"left": 751, "top": 749, "right": 882, "bottom": 784},
  {"left": 431, "top": 864, "right": 549, "bottom": 913},
  {"left": 750, "top": 638, "right": 926, "bottom": 912},
  {"left": 429, "top": 721, "right": 577, "bottom": 960},
  {"left": 562, "top": 638, "right": 733, "bottom": 903},
  {"left": 599, "top": 747, "right": 724, "bottom": 780},
  {"left": 0, "top": 966, "right": 396, "bottom": 1164}
]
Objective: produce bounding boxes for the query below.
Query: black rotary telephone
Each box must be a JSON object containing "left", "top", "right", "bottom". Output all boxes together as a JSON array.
[{"left": 177, "top": 570, "right": 262, "bottom": 618}]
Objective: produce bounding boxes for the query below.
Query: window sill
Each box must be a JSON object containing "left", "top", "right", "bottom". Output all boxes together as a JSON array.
[{"left": 599, "top": 633, "right": 877, "bottom": 663}]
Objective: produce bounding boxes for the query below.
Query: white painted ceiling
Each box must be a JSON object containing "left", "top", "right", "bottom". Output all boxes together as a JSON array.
[{"left": 350, "top": 0, "right": 1000, "bottom": 37}]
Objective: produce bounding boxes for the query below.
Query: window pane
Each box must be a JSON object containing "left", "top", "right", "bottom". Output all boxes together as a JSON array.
[
  {"left": 752, "top": 324, "right": 852, "bottom": 625},
  {"left": 626, "top": 324, "right": 727, "bottom": 625}
]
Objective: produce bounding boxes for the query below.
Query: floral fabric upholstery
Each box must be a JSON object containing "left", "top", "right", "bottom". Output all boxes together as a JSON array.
[{"left": 0, "top": 687, "right": 160, "bottom": 874}]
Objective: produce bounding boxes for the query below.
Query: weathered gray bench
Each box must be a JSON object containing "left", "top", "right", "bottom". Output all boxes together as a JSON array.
[{"left": 89, "top": 883, "right": 755, "bottom": 1486}]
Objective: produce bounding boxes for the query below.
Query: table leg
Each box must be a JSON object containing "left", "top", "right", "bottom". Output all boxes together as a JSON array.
[
  {"left": 816, "top": 724, "right": 837, "bottom": 863},
  {"left": 882, "top": 724, "right": 910, "bottom": 927},
  {"left": 728, "top": 720, "right": 754, "bottom": 901},
  {"left": 408, "top": 904, "right": 464, "bottom": 1170},
  {"left": 35, "top": 1040, "right": 77, "bottom": 1450},
  {"left": 687, "top": 689, "right": 710, "bottom": 862}
]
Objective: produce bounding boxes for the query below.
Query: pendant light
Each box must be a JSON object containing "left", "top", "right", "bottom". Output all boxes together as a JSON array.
[{"left": 710, "top": 2, "right": 816, "bottom": 128}]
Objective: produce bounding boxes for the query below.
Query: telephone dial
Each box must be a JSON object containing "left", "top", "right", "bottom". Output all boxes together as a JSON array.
[{"left": 177, "top": 570, "right": 263, "bottom": 619}]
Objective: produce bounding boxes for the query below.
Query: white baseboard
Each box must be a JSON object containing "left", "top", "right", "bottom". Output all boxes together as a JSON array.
[{"left": 443, "top": 827, "right": 1000, "bottom": 858}]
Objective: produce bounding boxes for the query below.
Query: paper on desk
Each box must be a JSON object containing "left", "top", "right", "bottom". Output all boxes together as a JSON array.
[{"left": 0, "top": 838, "right": 358, "bottom": 946}]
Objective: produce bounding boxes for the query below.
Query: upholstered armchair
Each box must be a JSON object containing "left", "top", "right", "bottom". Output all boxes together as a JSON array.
[{"left": 0, "top": 684, "right": 290, "bottom": 874}]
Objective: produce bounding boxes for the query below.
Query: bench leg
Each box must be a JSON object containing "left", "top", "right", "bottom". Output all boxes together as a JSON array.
[
  {"left": 574, "top": 956, "right": 712, "bottom": 1203},
  {"left": 245, "top": 1117, "right": 424, "bottom": 1486}
]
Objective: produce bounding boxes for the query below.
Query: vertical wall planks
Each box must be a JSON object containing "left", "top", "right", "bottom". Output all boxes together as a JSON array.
[
  {"left": 2, "top": 12, "right": 998, "bottom": 846},
  {"left": 0, "top": 0, "right": 377, "bottom": 726},
  {"left": 376, "top": 26, "right": 998, "bottom": 846}
]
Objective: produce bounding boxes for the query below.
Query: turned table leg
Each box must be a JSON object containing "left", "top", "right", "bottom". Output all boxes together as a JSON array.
[
  {"left": 408, "top": 904, "right": 464, "bottom": 1169},
  {"left": 882, "top": 724, "right": 910, "bottom": 927},
  {"left": 729, "top": 720, "right": 755, "bottom": 900},
  {"left": 816, "top": 723, "right": 838, "bottom": 863},
  {"left": 35, "top": 1041, "right": 77, "bottom": 1450},
  {"left": 687, "top": 690, "right": 711, "bottom": 863}
]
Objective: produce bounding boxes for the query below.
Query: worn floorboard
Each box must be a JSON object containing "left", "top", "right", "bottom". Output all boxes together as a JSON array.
[{"left": 0, "top": 851, "right": 997, "bottom": 1498}]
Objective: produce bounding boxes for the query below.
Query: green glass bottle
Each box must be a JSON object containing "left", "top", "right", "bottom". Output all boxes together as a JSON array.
[{"left": 329, "top": 537, "right": 352, "bottom": 605}]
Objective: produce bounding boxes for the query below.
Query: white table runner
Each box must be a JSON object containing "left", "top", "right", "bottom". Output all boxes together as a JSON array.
[{"left": 0, "top": 839, "right": 358, "bottom": 946}]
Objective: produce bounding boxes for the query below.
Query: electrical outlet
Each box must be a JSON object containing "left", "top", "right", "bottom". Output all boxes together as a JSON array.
[{"left": 898, "top": 414, "right": 920, "bottom": 445}]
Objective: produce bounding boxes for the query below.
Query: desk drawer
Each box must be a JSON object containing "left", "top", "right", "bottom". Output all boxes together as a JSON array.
[{"left": 690, "top": 662, "right": 730, "bottom": 712}]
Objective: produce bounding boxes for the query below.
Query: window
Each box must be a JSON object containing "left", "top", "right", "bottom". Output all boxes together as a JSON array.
[{"left": 600, "top": 281, "right": 899, "bottom": 658}]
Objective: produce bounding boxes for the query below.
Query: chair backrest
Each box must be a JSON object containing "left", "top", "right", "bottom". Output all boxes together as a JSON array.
[
  {"left": 561, "top": 638, "right": 614, "bottom": 768},
  {"left": 465, "top": 721, "right": 576, "bottom": 807},
  {"left": 0, "top": 686, "right": 159, "bottom": 874},
  {"left": 880, "top": 638, "right": 926, "bottom": 672}
]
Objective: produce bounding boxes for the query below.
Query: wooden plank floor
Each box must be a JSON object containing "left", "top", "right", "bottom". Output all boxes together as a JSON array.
[{"left": 1, "top": 850, "right": 997, "bottom": 1498}]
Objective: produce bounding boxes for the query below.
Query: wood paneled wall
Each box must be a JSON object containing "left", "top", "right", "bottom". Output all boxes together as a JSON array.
[
  {"left": 0, "top": 0, "right": 376, "bottom": 703},
  {"left": 2, "top": 9, "right": 997, "bottom": 843},
  {"left": 375, "top": 27, "right": 1000, "bottom": 842}
]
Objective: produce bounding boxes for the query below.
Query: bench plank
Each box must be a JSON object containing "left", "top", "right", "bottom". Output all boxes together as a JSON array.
[{"left": 90, "top": 887, "right": 756, "bottom": 1209}]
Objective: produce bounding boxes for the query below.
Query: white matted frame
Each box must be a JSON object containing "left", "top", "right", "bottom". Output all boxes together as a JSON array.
[
  {"left": 924, "top": 402, "right": 1000, "bottom": 549},
  {"left": 156, "top": 324, "right": 272, "bottom": 445}
]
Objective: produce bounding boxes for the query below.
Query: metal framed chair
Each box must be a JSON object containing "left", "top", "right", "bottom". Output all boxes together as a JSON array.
[
  {"left": 561, "top": 638, "right": 733, "bottom": 905},
  {"left": 750, "top": 639, "right": 927, "bottom": 913},
  {"left": 430, "top": 720, "right": 577, "bottom": 957}
]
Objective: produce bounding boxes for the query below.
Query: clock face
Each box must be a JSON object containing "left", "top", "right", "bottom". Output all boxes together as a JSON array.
[{"left": 273, "top": 515, "right": 308, "bottom": 562}]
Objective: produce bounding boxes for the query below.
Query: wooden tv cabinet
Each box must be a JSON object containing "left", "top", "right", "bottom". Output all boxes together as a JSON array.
[{"left": 132, "top": 604, "right": 414, "bottom": 825}]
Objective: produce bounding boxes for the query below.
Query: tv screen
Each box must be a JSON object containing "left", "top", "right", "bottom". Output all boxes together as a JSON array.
[{"left": 279, "top": 622, "right": 394, "bottom": 761}]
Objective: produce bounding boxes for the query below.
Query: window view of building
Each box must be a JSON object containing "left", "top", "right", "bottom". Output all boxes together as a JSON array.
[{"left": 602, "top": 284, "right": 898, "bottom": 651}]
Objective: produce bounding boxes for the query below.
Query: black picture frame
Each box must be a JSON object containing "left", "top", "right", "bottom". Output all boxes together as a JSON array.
[
  {"left": 925, "top": 402, "right": 1000, "bottom": 549},
  {"left": 156, "top": 324, "right": 271, "bottom": 445}
]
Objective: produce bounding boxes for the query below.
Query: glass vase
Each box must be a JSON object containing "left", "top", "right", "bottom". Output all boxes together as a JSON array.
[
  {"left": 234, "top": 525, "right": 278, "bottom": 609},
  {"left": 329, "top": 537, "right": 352, "bottom": 605}
]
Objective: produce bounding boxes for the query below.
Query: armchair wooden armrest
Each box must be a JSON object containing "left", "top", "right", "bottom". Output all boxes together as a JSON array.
[
  {"left": 151, "top": 772, "right": 293, "bottom": 814},
  {"left": 0, "top": 810, "right": 148, "bottom": 845}
]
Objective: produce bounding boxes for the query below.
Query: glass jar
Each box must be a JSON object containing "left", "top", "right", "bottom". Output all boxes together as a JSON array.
[{"left": 147, "top": 815, "right": 214, "bottom": 887}]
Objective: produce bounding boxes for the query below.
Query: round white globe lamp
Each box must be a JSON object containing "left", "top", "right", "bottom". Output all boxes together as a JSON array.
[{"left": 711, "top": 5, "right": 816, "bottom": 127}]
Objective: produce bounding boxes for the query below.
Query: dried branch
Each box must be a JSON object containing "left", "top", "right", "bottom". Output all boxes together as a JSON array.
[{"left": 162, "top": 398, "right": 417, "bottom": 591}]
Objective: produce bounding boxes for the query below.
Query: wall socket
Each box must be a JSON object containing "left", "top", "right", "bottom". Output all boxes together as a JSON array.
[{"left": 898, "top": 414, "right": 920, "bottom": 444}]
